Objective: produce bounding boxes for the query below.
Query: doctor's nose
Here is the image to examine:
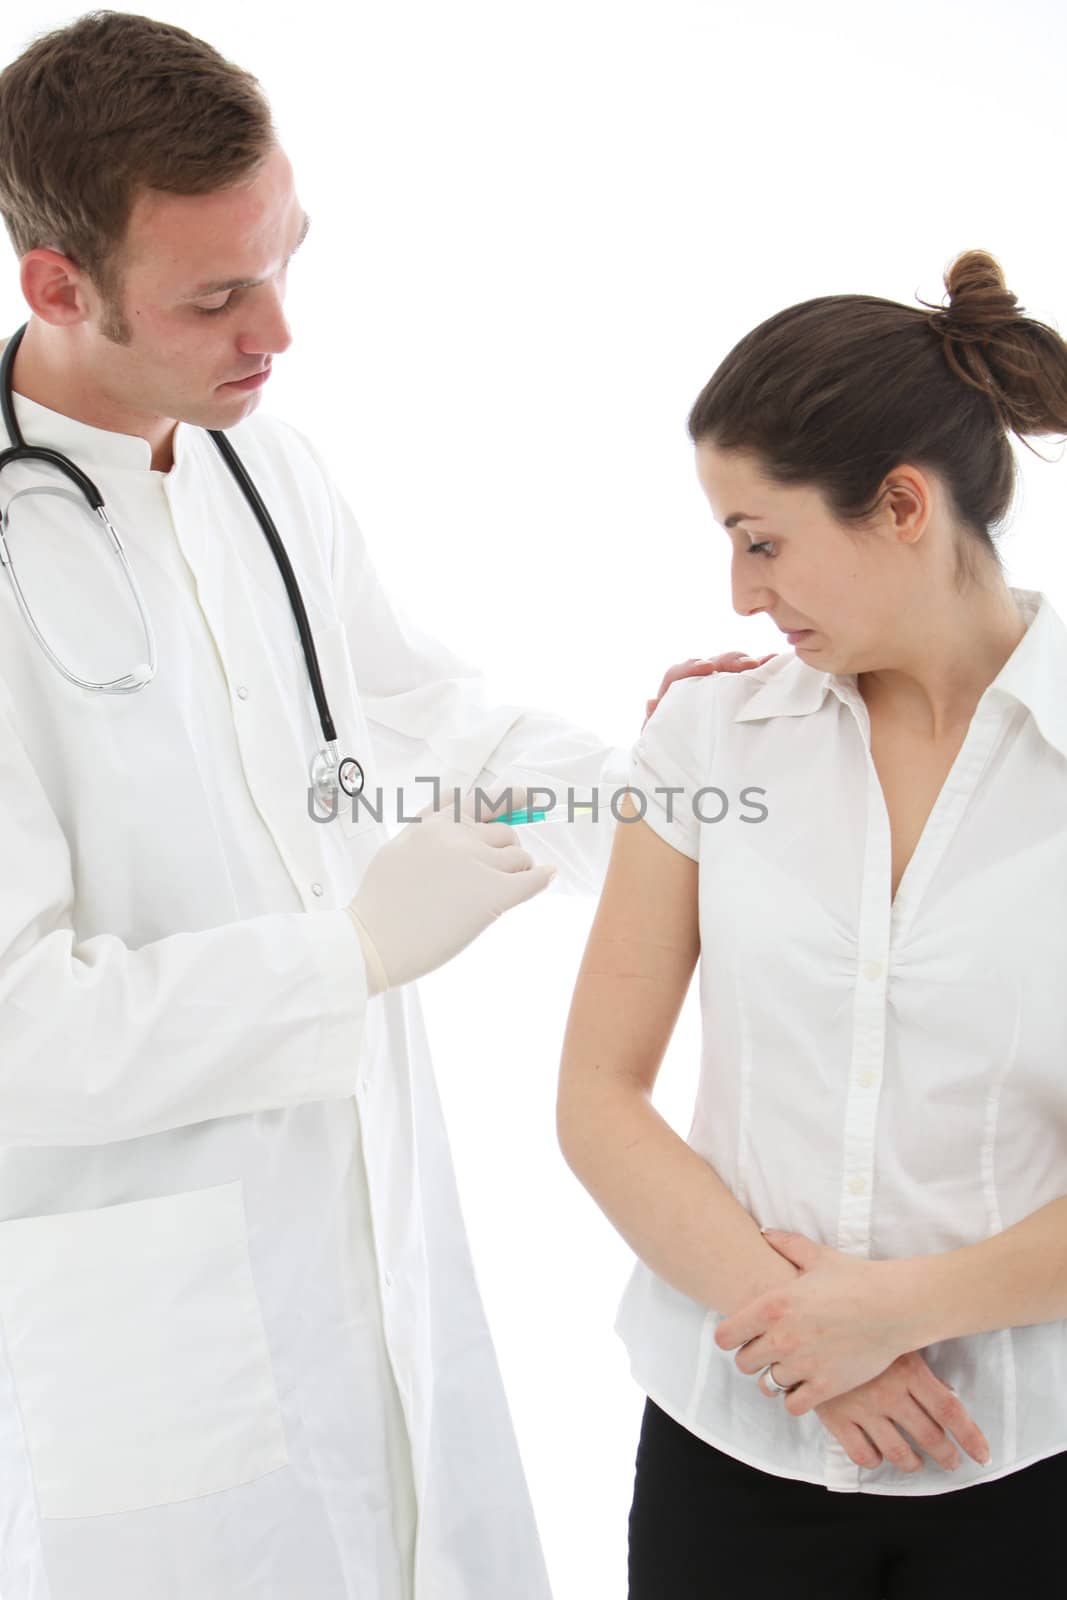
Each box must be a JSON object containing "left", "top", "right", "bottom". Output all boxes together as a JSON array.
[{"left": 239, "top": 286, "right": 294, "bottom": 359}]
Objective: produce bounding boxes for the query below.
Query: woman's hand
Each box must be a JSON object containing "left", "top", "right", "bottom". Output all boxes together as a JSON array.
[
  {"left": 813, "top": 1351, "right": 992, "bottom": 1475},
  {"left": 713, "top": 1229, "right": 925, "bottom": 1414}
]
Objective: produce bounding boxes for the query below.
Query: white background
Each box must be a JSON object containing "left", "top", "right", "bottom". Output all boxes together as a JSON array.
[{"left": 3, "top": 2, "right": 1067, "bottom": 1594}]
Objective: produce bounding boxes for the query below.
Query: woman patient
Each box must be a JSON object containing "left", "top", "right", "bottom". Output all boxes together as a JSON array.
[{"left": 557, "top": 248, "right": 1067, "bottom": 1599}]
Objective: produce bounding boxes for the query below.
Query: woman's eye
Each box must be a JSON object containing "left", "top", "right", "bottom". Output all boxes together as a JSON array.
[{"left": 746, "top": 541, "right": 775, "bottom": 558}]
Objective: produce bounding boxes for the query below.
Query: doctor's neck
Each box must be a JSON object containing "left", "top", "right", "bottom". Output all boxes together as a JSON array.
[{"left": 5, "top": 319, "right": 180, "bottom": 474}]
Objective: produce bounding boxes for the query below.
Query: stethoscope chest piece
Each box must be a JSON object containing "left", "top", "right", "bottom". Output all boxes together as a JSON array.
[
  {"left": 310, "top": 745, "right": 365, "bottom": 803},
  {"left": 337, "top": 755, "right": 365, "bottom": 797}
]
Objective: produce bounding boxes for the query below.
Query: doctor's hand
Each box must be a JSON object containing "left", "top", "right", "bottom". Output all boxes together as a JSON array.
[
  {"left": 346, "top": 787, "right": 556, "bottom": 995},
  {"left": 644, "top": 650, "right": 778, "bottom": 727}
]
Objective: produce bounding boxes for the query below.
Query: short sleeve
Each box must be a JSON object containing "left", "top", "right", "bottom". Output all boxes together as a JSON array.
[{"left": 624, "top": 675, "right": 717, "bottom": 861}]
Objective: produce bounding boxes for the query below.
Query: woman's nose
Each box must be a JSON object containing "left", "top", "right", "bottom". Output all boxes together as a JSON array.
[{"left": 732, "top": 566, "right": 774, "bottom": 618}]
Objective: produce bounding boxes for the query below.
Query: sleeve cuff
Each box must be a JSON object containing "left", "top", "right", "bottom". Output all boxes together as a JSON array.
[{"left": 303, "top": 907, "right": 372, "bottom": 1097}]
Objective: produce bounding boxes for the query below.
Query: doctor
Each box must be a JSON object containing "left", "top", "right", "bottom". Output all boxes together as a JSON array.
[{"left": 0, "top": 12, "right": 768, "bottom": 1600}]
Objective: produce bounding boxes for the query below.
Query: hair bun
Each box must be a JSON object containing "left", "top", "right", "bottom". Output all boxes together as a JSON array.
[
  {"left": 922, "top": 249, "right": 1022, "bottom": 343},
  {"left": 917, "top": 249, "right": 1039, "bottom": 431}
]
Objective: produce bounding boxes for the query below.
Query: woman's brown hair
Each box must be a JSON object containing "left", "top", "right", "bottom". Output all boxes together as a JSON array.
[
  {"left": 0, "top": 10, "right": 276, "bottom": 337},
  {"left": 688, "top": 251, "right": 1067, "bottom": 589}
]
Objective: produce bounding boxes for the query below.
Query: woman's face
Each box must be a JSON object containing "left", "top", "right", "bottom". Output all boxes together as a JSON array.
[{"left": 694, "top": 440, "right": 941, "bottom": 674}]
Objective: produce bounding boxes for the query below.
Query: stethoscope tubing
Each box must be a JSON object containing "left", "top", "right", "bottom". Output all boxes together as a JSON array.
[
  {"left": 207, "top": 427, "right": 337, "bottom": 746},
  {"left": 0, "top": 320, "right": 365, "bottom": 795}
]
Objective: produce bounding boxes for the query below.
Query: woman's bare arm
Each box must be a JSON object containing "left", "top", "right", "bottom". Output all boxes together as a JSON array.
[
  {"left": 557, "top": 794, "right": 994, "bottom": 1474},
  {"left": 556, "top": 792, "right": 798, "bottom": 1316}
]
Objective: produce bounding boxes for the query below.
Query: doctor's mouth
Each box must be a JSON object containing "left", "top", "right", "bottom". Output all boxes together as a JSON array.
[{"left": 221, "top": 366, "right": 272, "bottom": 391}]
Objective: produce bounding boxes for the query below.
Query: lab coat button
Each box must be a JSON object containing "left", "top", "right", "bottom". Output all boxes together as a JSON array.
[
  {"left": 311, "top": 882, "right": 324, "bottom": 896},
  {"left": 857, "top": 1070, "right": 877, "bottom": 1088},
  {"left": 847, "top": 1176, "right": 867, "bottom": 1195},
  {"left": 236, "top": 685, "right": 249, "bottom": 700},
  {"left": 862, "top": 960, "right": 884, "bottom": 981},
  {"left": 384, "top": 1270, "right": 393, "bottom": 1289}
]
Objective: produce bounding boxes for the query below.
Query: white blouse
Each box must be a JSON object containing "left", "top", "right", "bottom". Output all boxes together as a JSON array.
[{"left": 615, "top": 586, "right": 1067, "bottom": 1495}]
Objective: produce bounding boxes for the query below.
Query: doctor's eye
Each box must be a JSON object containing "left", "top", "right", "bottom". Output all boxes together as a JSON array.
[
  {"left": 746, "top": 541, "right": 776, "bottom": 558},
  {"left": 195, "top": 296, "right": 236, "bottom": 316}
]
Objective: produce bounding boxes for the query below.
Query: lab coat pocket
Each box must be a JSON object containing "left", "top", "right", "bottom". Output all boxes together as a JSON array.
[{"left": 0, "top": 1181, "right": 289, "bottom": 1520}]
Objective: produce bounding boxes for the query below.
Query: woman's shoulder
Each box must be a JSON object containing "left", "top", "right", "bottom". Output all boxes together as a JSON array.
[
  {"left": 646, "top": 648, "right": 825, "bottom": 765},
  {"left": 627, "top": 656, "right": 799, "bottom": 857},
  {"left": 632, "top": 653, "right": 793, "bottom": 790},
  {"left": 651, "top": 650, "right": 797, "bottom": 731}
]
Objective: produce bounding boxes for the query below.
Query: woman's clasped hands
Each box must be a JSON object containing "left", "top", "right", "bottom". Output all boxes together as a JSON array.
[
  {"left": 714, "top": 1229, "right": 992, "bottom": 1475},
  {"left": 714, "top": 1229, "right": 916, "bottom": 1414}
]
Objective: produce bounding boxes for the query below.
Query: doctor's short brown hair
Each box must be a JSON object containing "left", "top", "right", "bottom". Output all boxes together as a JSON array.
[{"left": 0, "top": 9, "right": 276, "bottom": 318}]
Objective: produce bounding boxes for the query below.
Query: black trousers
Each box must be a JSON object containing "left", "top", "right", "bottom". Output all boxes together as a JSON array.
[{"left": 628, "top": 1396, "right": 1065, "bottom": 1599}]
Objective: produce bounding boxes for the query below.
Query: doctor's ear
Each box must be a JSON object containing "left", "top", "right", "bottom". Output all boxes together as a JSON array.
[{"left": 19, "top": 247, "right": 97, "bottom": 328}]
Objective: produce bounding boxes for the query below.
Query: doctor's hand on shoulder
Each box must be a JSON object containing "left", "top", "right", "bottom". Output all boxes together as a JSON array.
[
  {"left": 644, "top": 650, "right": 778, "bottom": 727},
  {"left": 345, "top": 788, "right": 555, "bottom": 996}
]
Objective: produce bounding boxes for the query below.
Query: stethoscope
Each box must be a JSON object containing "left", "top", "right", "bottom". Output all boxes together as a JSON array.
[{"left": 0, "top": 321, "right": 365, "bottom": 806}]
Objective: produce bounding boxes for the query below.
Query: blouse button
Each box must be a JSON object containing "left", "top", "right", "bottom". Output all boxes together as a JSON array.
[
  {"left": 862, "top": 960, "right": 884, "bottom": 981},
  {"left": 236, "top": 685, "right": 249, "bottom": 700},
  {"left": 857, "top": 1070, "right": 877, "bottom": 1088},
  {"left": 847, "top": 1176, "right": 867, "bottom": 1195},
  {"left": 311, "top": 882, "right": 324, "bottom": 896}
]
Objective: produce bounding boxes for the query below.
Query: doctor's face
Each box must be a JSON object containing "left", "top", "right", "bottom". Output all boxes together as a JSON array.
[
  {"left": 78, "top": 142, "right": 304, "bottom": 430},
  {"left": 694, "top": 440, "right": 938, "bottom": 673}
]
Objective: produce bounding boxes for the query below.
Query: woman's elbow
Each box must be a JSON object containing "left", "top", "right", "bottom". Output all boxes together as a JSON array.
[
  {"left": 556, "top": 1050, "right": 642, "bottom": 1173},
  {"left": 555, "top": 1062, "right": 580, "bottom": 1168},
  {"left": 555, "top": 1052, "right": 597, "bottom": 1172}
]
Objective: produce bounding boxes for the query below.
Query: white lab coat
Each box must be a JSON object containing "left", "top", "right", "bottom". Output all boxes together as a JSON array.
[{"left": 0, "top": 382, "right": 625, "bottom": 1600}]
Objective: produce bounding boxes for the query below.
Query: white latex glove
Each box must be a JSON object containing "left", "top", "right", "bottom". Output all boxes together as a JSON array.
[{"left": 346, "top": 786, "right": 557, "bottom": 995}]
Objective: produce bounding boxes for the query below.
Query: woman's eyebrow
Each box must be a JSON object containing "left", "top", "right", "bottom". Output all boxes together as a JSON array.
[{"left": 723, "top": 512, "right": 764, "bottom": 529}]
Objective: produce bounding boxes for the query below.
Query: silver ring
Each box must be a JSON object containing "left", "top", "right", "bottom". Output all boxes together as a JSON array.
[{"left": 762, "top": 1363, "right": 793, "bottom": 1395}]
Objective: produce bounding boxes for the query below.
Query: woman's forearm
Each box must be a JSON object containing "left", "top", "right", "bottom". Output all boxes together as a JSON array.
[
  {"left": 557, "top": 1077, "right": 799, "bottom": 1317},
  {"left": 906, "top": 1191, "right": 1067, "bottom": 1346}
]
